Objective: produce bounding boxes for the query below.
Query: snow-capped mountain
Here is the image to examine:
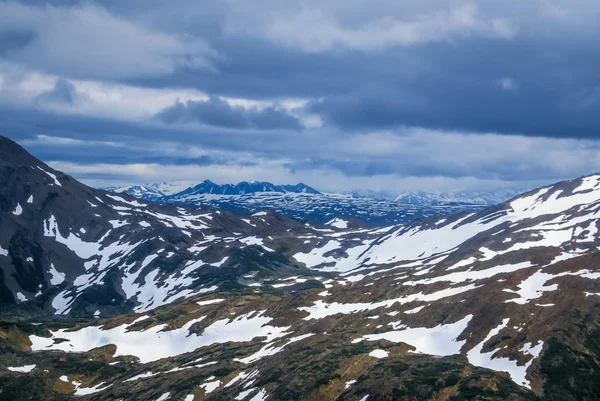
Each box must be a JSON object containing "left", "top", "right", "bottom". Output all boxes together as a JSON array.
[
  {"left": 174, "top": 180, "right": 320, "bottom": 196},
  {"left": 104, "top": 182, "right": 188, "bottom": 201},
  {"left": 3, "top": 135, "right": 600, "bottom": 400}
]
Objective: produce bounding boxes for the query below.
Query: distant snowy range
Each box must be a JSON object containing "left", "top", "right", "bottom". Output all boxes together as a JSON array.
[{"left": 104, "top": 180, "right": 525, "bottom": 226}]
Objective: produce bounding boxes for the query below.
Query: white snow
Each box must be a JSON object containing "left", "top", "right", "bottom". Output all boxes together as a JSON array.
[
  {"left": 293, "top": 240, "right": 341, "bottom": 268},
  {"left": 27, "top": 195, "right": 33, "bottom": 203},
  {"left": 37, "top": 166, "right": 62, "bottom": 186},
  {"left": 403, "top": 262, "right": 534, "bottom": 286},
  {"left": 345, "top": 380, "right": 356, "bottom": 389},
  {"left": 368, "top": 349, "right": 389, "bottom": 358},
  {"left": 299, "top": 284, "right": 478, "bottom": 320},
  {"left": 249, "top": 389, "right": 268, "bottom": 401},
  {"left": 236, "top": 388, "right": 257, "bottom": 400},
  {"left": 0, "top": 246, "right": 8, "bottom": 257},
  {"left": 74, "top": 382, "right": 111, "bottom": 396},
  {"left": 196, "top": 298, "right": 225, "bottom": 306},
  {"left": 48, "top": 263, "right": 65, "bottom": 285},
  {"left": 106, "top": 194, "right": 146, "bottom": 207},
  {"left": 210, "top": 256, "right": 229, "bottom": 267},
  {"left": 30, "top": 311, "right": 289, "bottom": 363},
  {"left": 446, "top": 257, "right": 477, "bottom": 271},
  {"left": 326, "top": 218, "right": 349, "bottom": 229},
  {"left": 234, "top": 333, "right": 314, "bottom": 364},
  {"left": 13, "top": 203, "right": 22, "bottom": 215},
  {"left": 239, "top": 236, "right": 275, "bottom": 252},
  {"left": 354, "top": 315, "right": 472, "bottom": 357},
  {"left": 200, "top": 378, "right": 222, "bottom": 394},
  {"left": 156, "top": 392, "right": 170, "bottom": 401},
  {"left": 503, "top": 269, "right": 600, "bottom": 305},
  {"left": 109, "top": 220, "right": 128, "bottom": 228},
  {"left": 7, "top": 364, "right": 36, "bottom": 373},
  {"left": 403, "top": 305, "right": 426, "bottom": 314},
  {"left": 466, "top": 318, "right": 542, "bottom": 389}
]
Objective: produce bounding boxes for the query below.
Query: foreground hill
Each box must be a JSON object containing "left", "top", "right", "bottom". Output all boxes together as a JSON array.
[{"left": 1, "top": 136, "right": 600, "bottom": 400}]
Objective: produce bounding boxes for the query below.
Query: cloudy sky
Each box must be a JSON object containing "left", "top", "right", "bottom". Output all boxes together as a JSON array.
[{"left": 2, "top": 0, "right": 600, "bottom": 194}]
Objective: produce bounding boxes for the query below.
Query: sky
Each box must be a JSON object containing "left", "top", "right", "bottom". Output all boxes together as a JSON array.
[{"left": 2, "top": 0, "right": 600, "bottom": 195}]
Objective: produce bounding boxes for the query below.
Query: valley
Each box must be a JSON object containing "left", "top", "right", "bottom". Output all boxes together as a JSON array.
[{"left": 1, "top": 136, "right": 600, "bottom": 400}]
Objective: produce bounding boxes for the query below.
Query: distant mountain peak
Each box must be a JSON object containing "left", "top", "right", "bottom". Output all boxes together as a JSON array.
[
  {"left": 176, "top": 180, "right": 321, "bottom": 197},
  {"left": 394, "top": 189, "right": 525, "bottom": 206}
]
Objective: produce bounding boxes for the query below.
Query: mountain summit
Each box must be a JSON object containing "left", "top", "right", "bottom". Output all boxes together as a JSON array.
[{"left": 173, "top": 180, "right": 320, "bottom": 197}]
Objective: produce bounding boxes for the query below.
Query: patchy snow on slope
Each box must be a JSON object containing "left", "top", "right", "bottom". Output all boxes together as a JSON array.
[
  {"left": 156, "top": 392, "right": 170, "bottom": 401},
  {"left": 404, "top": 262, "right": 534, "bottom": 286},
  {"left": 293, "top": 240, "right": 341, "bottom": 268},
  {"left": 106, "top": 194, "right": 146, "bottom": 208},
  {"left": 74, "top": 382, "right": 111, "bottom": 396},
  {"left": 446, "top": 257, "right": 477, "bottom": 271},
  {"left": 466, "top": 318, "right": 542, "bottom": 389},
  {"left": 30, "top": 311, "right": 289, "bottom": 363},
  {"left": 299, "top": 284, "right": 478, "bottom": 320},
  {"left": 234, "top": 333, "right": 314, "bottom": 364},
  {"left": 503, "top": 269, "right": 600, "bottom": 305},
  {"left": 210, "top": 256, "right": 229, "bottom": 267},
  {"left": 354, "top": 315, "right": 472, "bottom": 357},
  {"left": 249, "top": 389, "right": 268, "bottom": 401},
  {"left": 48, "top": 263, "right": 65, "bottom": 285},
  {"left": 7, "top": 364, "right": 36, "bottom": 373},
  {"left": 326, "top": 218, "right": 349, "bottom": 229},
  {"left": 240, "top": 236, "right": 275, "bottom": 252},
  {"left": 37, "top": 166, "right": 62, "bottom": 186},
  {"left": 200, "top": 377, "right": 222, "bottom": 394},
  {"left": 27, "top": 195, "right": 33, "bottom": 203},
  {"left": 368, "top": 349, "right": 389, "bottom": 358},
  {"left": 13, "top": 203, "right": 22, "bottom": 215},
  {"left": 0, "top": 246, "right": 8, "bottom": 257},
  {"left": 44, "top": 215, "right": 103, "bottom": 259},
  {"left": 109, "top": 220, "right": 128, "bottom": 228},
  {"left": 404, "top": 305, "right": 426, "bottom": 314},
  {"left": 197, "top": 298, "right": 225, "bottom": 306}
]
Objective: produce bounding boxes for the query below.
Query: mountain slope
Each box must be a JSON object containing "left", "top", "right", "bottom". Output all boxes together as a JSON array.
[
  {"left": 0, "top": 136, "right": 358, "bottom": 316},
  {"left": 394, "top": 189, "right": 524, "bottom": 205},
  {"left": 2, "top": 136, "right": 600, "bottom": 400}
]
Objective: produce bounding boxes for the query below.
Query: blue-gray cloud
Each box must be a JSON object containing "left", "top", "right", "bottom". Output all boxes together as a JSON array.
[
  {"left": 156, "top": 96, "right": 302, "bottom": 130},
  {"left": 35, "top": 79, "right": 79, "bottom": 104},
  {"left": 2, "top": 0, "right": 600, "bottom": 192}
]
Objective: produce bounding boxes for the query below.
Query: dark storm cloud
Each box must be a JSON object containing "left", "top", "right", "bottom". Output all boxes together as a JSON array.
[
  {"left": 301, "top": 37, "right": 600, "bottom": 138},
  {"left": 156, "top": 96, "right": 302, "bottom": 130},
  {"left": 3, "top": 0, "right": 600, "bottom": 191},
  {"left": 4, "top": 0, "right": 600, "bottom": 139}
]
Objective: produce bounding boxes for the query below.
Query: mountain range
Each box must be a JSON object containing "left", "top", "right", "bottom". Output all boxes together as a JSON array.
[
  {"left": 2, "top": 135, "right": 600, "bottom": 400},
  {"left": 106, "top": 181, "right": 523, "bottom": 226}
]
